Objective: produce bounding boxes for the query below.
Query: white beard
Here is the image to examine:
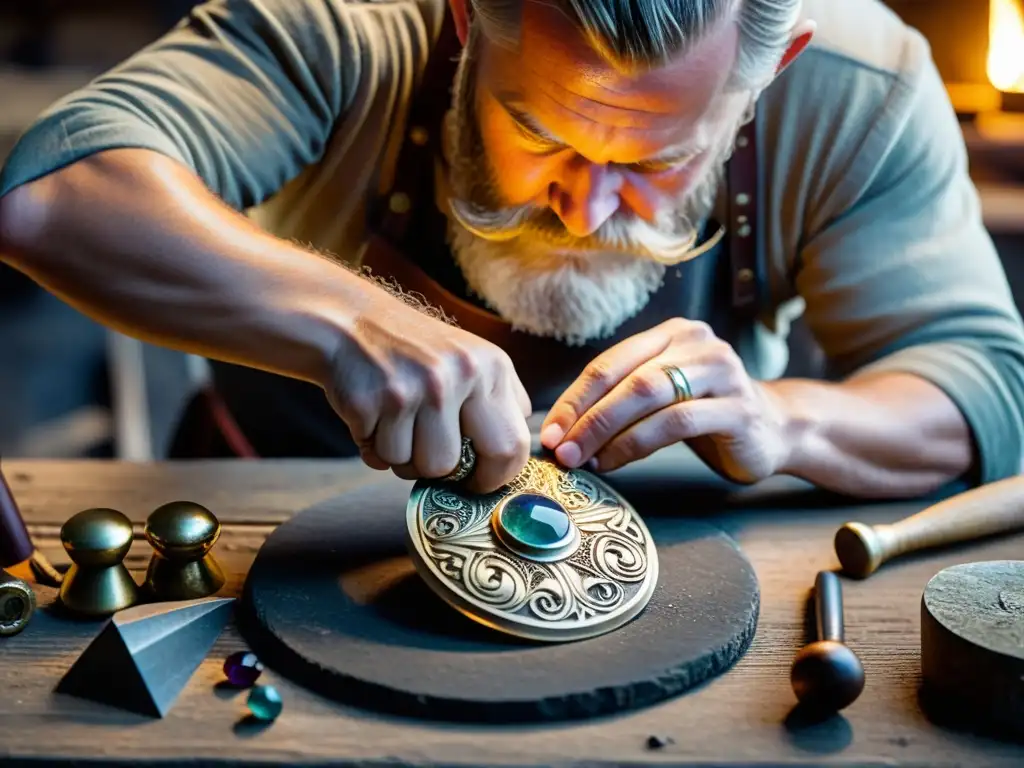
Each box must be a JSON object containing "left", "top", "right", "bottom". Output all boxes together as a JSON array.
[
  {"left": 446, "top": 163, "right": 724, "bottom": 345},
  {"left": 448, "top": 226, "right": 668, "bottom": 347}
]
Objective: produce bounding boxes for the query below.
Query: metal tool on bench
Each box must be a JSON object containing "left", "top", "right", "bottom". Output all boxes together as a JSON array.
[
  {"left": 0, "top": 460, "right": 63, "bottom": 586},
  {"left": 58, "top": 507, "right": 139, "bottom": 618},
  {"left": 790, "top": 570, "right": 865, "bottom": 713},
  {"left": 0, "top": 568, "right": 36, "bottom": 637},
  {"left": 143, "top": 500, "right": 225, "bottom": 601}
]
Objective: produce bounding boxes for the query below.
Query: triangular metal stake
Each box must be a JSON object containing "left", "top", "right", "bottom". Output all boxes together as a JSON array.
[{"left": 56, "top": 597, "right": 234, "bottom": 717}]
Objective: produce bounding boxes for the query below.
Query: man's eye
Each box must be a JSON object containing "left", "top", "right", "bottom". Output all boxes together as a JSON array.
[
  {"left": 514, "top": 124, "right": 562, "bottom": 153},
  {"left": 627, "top": 159, "right": 686, "bottom": 175}
]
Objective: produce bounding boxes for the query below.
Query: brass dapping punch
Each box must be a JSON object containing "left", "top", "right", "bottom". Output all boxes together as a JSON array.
[
  {"left": 59, "top": 508, "right": 139, "bottom": 618},
  {"left": 144, "top": 501, "right": 225, "bottom": 601}
]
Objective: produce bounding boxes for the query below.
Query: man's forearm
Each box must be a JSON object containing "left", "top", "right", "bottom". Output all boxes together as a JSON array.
[
  {"left": 766, "top": 371, "right": 974, "bottom": 498},
  {"left": 0, "top": 148, "right": 369, "bottom": 387}
]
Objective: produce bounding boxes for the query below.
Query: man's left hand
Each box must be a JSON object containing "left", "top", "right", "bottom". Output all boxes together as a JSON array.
[{"left": 540, "top": 318, "right": 796, "bottom": 483}]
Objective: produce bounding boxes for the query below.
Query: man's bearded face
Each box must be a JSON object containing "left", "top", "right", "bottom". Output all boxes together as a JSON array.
[{"left": 443, "top": 3, "right": 755, "bottom": 346}]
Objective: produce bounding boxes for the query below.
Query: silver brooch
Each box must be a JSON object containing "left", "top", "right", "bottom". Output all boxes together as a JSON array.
[{"left": 405, "top": 457, "right": 659, "bottom": 642}]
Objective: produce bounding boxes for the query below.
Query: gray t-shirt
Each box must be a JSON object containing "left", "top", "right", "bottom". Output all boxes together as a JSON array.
[{"left": 3, "top": 0, "right": 1024, "bottom": 481}]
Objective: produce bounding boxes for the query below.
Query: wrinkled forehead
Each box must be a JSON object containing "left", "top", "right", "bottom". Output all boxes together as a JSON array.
[{"left": 477, "top": 1, "right": 742, "bottom": 141}]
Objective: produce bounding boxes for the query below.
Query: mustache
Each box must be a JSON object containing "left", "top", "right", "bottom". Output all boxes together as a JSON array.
[{"left": 447, "top": 198, "right": 706, "bottom": 265}]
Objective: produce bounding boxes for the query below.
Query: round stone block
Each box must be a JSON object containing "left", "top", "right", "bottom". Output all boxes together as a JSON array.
[{"left": 237, "top": 474, "right": 761, "bottom": 724}]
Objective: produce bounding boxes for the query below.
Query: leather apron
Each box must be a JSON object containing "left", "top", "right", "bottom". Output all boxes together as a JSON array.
[{"left": 195, "top": 14, "right": 763, "bottom": 458}]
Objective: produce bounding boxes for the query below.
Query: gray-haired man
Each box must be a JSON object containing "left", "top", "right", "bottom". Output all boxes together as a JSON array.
[{"left": 1, "top": 0, "right": 1022, "bottom": 497}]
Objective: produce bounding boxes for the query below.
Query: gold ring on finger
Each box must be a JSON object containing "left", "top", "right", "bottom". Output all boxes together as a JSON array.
[
  {"left": 441, "top": 436, "right": 477, "bottom": 483},
  {"left": 661, "top": 365, "right": 693, "bottom": 404}
]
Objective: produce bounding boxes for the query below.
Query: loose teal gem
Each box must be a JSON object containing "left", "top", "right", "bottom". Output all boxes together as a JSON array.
[
  {"left": 247, "top": 684, "right": 283, "bottom": 721},
  {"left": 499, "top": 493, "right": 571, "bottom": 549}
]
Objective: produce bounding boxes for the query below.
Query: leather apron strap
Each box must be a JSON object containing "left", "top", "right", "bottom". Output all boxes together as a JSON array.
[
  {"left": 726, "top": 121, "right": 760, "bottom": 316},
  {"left": 371, "top": 13, "right": 463, "bottom": 249}
]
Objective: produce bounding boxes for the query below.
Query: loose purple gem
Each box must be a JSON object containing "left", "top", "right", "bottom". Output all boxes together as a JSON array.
[{"left": 223, "top": 651, "right": 264, "bottom": 688}]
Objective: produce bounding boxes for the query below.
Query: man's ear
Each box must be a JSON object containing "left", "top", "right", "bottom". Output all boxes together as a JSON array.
[
  {"left": 449, "top": 0, "right": 471, "bottom": 46},
  {"left": 776, "top": 20, "right": 816, "bottom": 76}
]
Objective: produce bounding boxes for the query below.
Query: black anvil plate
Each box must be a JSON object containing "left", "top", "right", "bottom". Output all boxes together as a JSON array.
[{"left": 238, "top": 471, "right": 760, "bottom": 724}]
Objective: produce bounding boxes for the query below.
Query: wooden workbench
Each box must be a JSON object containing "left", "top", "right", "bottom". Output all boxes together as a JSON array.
[{"left": 1, "top": 457, "right": 1022, "bottom": 767}]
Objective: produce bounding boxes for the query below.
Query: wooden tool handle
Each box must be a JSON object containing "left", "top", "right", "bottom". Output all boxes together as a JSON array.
[{"left": 835, "top": 475, "right": 1024, "bottom": 578}]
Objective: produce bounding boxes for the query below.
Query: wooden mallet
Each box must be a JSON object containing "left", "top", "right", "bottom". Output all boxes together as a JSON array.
[{"left": 834, "top": 475, "right": 1024, "bottom": 579}]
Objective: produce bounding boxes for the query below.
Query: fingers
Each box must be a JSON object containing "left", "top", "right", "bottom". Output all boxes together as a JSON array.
[
  {"left": 594, "top": 397, "right": 748, "bottom": 472},
  {"left": 411, "top": 401, "right": 463, "bottom": 478},
  {"left": 387, "top": 401, "right": 465, "bottom": 483},
  {"left": 358, "top": 444, "right": 391, "bottom": 471},
  {"left": 368, "top": 374, "right": 528, "bottom": 491},
  {"left": 325, "top": 318, "right": 531, "bottom": 486},
  {"left": 373, "top": 408, "right": 417, "bottom": 467},
  {"left": 391, "top": 395, "right": 528, "bottom": 490},
  {"left": 460, "top": 388, "right": 531, "bottom": 494},
  {"left": 540, "top": 325, "right": 670, "bottom": 448},
  {"left": 540, "top": 318, "right": 716, "bottom": 449},
  {"left": 556, "top": 341, "right": 748, "bottom": 467}
]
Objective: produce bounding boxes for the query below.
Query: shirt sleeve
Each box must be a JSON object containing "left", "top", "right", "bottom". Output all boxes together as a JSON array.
[
  {"left": 0, "top": 0, "right": 359, "bottom": 211},
  {"left": 794, "top": 41, "right": 1024, "bottom": 484}
]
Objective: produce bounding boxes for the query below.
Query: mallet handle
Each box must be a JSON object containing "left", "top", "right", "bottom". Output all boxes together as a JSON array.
[
  {"left": 880, "top": 476, "right": 1024, "bottom": 556},
  {"left": 837, "top": 475, "right": 1024, "bottom": 578}
]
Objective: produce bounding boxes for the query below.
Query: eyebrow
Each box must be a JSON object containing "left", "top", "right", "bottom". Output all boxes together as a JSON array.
[
  {"left": 496, "top": 91, "right": 704, "bottom": 166},
  {"left": 502, "top": 99, "right": 562, "bottom": 143},
  {"left": 642, "top": 141, "right": 701, "bottom": 166}
]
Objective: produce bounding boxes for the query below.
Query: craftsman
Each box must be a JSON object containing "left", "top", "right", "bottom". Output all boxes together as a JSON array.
[{"left": 1, "top": 0, "right": 1023, "bottom": 499}]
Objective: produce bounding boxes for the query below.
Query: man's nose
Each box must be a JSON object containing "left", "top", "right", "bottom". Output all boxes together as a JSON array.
[{"left": 549, "top": 159, "right": 622, "bottom": 238}]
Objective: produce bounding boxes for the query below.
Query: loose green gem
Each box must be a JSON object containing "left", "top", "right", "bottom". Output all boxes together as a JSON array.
[
  {"left": 499, "top": 493, "right": 571, "bottom": 549},
  {"left": 247, "top": 684, "right": 283, "bottom": 721}
]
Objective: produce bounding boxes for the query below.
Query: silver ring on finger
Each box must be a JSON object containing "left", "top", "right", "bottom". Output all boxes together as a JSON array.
[
  {"left": 661, "top": 364, "right": 693, "bottom": 404},
  {"left": 441, "top": 437, "right": 477, "bottom": 483}
]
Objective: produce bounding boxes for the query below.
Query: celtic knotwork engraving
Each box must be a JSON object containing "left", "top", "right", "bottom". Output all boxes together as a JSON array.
[
  {"left": 590, "top": 533, "right": 647, "bottom": 583},
  {"left": 423, "top": 513, "right": 460, "bottom": 537},
  {"left": 461, "top": 551, "right": 530, "bottom": 611},
  {"left": 416, "top": 458, "right": 653, "bottom": 626}
]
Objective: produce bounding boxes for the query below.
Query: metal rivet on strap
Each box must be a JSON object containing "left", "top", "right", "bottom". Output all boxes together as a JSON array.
[
  {"left": 409, "top": 126, "right": 429, "bottom": 146},
  {"left": 737, "top": 214, "right": 748, "bottom": 224},
  {"left": 735, "top": 193, "right": 750, "bottom": 205},
  {"left": 738, "top": 224, "right": 752, "bottom": 238},
  {"left": 736, "top": 135, "right": 749, "bottom": 148},
  {"left": 737, "top": 268, "right": 754, "bottom": 283},
  {"left": 389, "top": 192, "right": 411, "bottom": 214}
]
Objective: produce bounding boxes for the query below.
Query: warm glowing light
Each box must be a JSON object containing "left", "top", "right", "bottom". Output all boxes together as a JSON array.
[{"left": 989, "top": 0, "right": 1024, "bottom": 92}]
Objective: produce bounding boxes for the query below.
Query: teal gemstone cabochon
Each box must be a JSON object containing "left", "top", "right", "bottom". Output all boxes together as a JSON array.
[{"left": 498, "top": 493, "right": 572, "bottom": 549}]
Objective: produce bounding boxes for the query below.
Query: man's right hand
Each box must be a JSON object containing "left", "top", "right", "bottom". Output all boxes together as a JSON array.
[
  {"left": 0, "top": 149, "right": 532, "bottom": 493},
  {"left": 324, "top": 291, "right": 533, "bottom": 493}
]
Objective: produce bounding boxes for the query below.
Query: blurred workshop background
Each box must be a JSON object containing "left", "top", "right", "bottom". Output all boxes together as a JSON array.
[{"left": 1, "top": 0, "right": 1024, "bottom": 460}]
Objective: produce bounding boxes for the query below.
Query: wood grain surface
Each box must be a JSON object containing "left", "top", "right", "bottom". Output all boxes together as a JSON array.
[{"left": 1, "top": 457, "right": 1023, "bottom": 767}]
